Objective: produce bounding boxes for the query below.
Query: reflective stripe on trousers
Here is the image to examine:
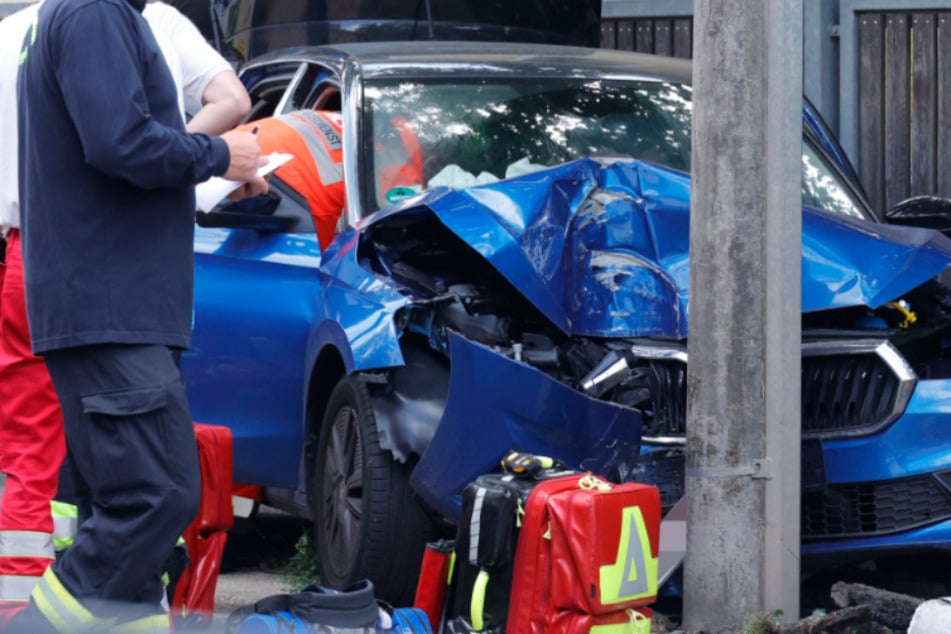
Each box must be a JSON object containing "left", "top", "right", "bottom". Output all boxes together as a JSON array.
[
  {"left": 31, "top": 566, "right": 115, "bottom": 632},
  {"left": 30, "top": 567, "right": 171, "bottom": 633},
  {"left": 0, "top": 530, "right": 54, "bottom": 602},
  {"left": 112, "top": 613, "right": 171, "bottom": 633}
]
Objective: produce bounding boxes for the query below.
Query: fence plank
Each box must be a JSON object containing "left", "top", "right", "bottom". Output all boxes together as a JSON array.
[
  {"left": 635, "top": 19, "right": 654, "bottom": 53},
  {"left": 617, "top": 19, "right": 635, "bottom": 51},
  {"left": 884, "top": 13, "right": 911, "bottom": 210},
  {"left": 673, "top": 18, "right": 692, "bottom": 58},
  {"left": 654, "top": 19, "right": 673, "bottom": 56},
  {"left": 939, "top": 14, "right": 951, "bottom": 198},
  {"left": 601, "top": 20, "right": 617, "bottom": 49},
  {"left": 910, "top": 13, "right": 937, "bottom": 195},
  {"left": 859, "top": 14, "right": 885, "bottom": 216}
]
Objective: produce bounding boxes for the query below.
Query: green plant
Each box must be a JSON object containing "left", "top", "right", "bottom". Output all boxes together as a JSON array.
[
  {"left": 282, "top": 531, "right": 321, "bottom": 590},
  {"left": 742, "top": 609, "right": 783, "bottom": 634}
]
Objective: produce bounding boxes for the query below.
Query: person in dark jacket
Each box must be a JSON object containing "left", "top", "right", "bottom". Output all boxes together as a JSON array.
[{"left": 13, "top": 0, "right": 266, "bottom": 630}]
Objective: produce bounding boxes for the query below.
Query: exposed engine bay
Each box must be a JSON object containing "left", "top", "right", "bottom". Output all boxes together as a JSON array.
[
  {"left": 366, "top": 210, "right": 951, "bottom": 421},
  {"left": 362, "top": 208, "right": 951, "bottom": 514}
]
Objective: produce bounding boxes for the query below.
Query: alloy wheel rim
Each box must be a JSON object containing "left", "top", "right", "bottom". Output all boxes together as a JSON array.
[{"left": 320, "top": 404, "right": 364, "bottom": 579}]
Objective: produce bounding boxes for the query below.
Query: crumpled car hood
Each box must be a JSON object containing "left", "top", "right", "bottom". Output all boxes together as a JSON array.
[{"left": 365, "top": 157, "right": 951, "bottom": 339}]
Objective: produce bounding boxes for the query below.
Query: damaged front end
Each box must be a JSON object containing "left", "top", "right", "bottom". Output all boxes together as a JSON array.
[
  {"left": 344, "top": 158, "right": 693, "bottom": 519},
  {"left": 339, "top": 157, "right": 951, "bottom": 541}
]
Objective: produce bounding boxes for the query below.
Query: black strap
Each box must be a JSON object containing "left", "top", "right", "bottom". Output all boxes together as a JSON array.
[{"left": 226, "top": 580, "right": 379, "bottom": 632}]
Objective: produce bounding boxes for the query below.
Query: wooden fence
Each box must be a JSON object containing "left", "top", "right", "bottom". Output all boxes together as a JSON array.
[
  {"left": 601, "top": 9, "right": 951, "bottom": 216},
  {"left": 600, "top": 17, "right": 693, "bottom": 58},
  {"left": 855, "top": 10, "right": 951, "bottom": 214}
]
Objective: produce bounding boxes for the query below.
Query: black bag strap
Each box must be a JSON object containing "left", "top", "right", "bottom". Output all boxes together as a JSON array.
[
  {"left": 291, "top": 580, "right": 378, "bottom": 625},
  {"left": 225, "top": 580, "right": 379, "bottom": 633}
]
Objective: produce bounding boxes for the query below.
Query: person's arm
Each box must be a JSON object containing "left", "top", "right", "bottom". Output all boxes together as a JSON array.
[
  {"left": 148, "top": 2, "right": 250, "bottom": 135},
  {"left": 187, "top": 70, "right": 251, "bottom": 135},
  {"left": 53, "top": 3, "right": 232, "bottom": 188}
]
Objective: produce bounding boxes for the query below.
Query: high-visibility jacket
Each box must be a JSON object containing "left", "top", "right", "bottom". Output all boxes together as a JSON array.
[
  {"left": 375, "top": 115, "right": 424, "bottom": 205},
  {"left": 240, "top": 110, "right": 423, "bottom": 249},
  {"left": 239, "top": 111, "right": 345, "bottom": 250}
]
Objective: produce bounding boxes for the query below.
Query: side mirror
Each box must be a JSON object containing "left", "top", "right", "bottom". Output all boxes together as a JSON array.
[
  {"left": 196, "top": 192, "right": 296, "bottom": 232},
  {"left": 885, "top": 195, "right": 951, "bottom": 235}
]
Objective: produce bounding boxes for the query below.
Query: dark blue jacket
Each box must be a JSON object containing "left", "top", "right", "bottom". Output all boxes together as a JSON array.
[{"left": 17, "top": 0, "right": 230, "bottom": 353}]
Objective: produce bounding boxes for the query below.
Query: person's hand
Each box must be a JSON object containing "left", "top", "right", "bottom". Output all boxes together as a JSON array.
[
  {"left": 220, "top": 130, "right": 265, "bottom": 182},
  {"left": 226, "top": 175, "right": 269, "bottom": 201}
]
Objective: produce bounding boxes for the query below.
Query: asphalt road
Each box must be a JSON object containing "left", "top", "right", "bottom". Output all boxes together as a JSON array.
[{"left": 214, "top": 507, "right": 310, "bottom": 614}]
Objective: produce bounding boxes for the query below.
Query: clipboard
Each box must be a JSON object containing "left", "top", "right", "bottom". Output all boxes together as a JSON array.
[{"left": 195, "top": 152, "right": 294, "bottom": 212}]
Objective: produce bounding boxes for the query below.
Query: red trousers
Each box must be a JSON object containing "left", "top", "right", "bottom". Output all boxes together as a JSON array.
[{"left": 0, "top": 230, "right": 66, "bottom": 603}]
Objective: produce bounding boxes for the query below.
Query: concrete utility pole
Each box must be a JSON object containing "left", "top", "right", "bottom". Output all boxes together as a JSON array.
[{"left": 685, "top": 1, "right": 802, "bottom": 631}]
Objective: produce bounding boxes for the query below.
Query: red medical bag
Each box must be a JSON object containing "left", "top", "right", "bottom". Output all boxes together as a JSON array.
[
  {"left": 505, "top": 473, "right": 661, "bottom": 633},
  {"left": 547, "top": 607, "right": 653, "bottom": 634}
]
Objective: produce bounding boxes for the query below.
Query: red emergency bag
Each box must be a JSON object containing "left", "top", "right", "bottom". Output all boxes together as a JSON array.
[
  {"left": 547, "top": 607, "right": 653, "bottom": 634},
  {"left": 172, "top": 423, "right": 235, "bottom": 627},
  {"left": 505, "top": 473, "right": 661, "bottom": 633}
]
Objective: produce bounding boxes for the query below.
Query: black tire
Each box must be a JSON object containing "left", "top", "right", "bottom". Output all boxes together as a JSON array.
[{"left": 313, "top": 375, "right": 437, "bottom": 605}]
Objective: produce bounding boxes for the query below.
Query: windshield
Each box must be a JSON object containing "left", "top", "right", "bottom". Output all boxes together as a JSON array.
[
  {"left": 361, "top": 76, "right": 872, "bottom": 223},
  {"left": 801, "top": 140, "right": 869, "bottom": 220},
  {"left": 362, "top": 78, "right": 693, "bottom": 211}
]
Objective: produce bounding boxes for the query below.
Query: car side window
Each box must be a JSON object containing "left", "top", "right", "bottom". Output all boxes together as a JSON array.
[
  {"left": 240, "top": 62, "right": 301, "bottom": 123},
  {"left": 801, "top": 140, "right": 868, "bottom": 220},
  {"left": 241, "top": 62, "right": 337, "bottom": 122},
  {"left": 280, "top": 64, "right": 336, "bottom": 114}
]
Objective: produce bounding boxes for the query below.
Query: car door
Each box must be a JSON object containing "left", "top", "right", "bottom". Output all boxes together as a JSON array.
[{"left": 183, "top": 61, "right": 336, "bottom": 488}]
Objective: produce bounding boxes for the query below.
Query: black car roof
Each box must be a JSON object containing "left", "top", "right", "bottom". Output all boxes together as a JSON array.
[{"left": 243, "top": 41, "right": 693, "bottom": 84}]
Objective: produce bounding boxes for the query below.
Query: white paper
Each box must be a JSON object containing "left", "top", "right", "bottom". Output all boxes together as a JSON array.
[{"left": 195, "top": 152, "right": 294, "bottom": 212}]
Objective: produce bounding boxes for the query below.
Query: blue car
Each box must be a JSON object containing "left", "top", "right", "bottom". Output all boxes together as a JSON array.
[{"left": 183, "top": 41, "right": 951, "bottom": 604}]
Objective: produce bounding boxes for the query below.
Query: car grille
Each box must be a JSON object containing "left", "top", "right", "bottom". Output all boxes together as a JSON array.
[
  {"left": 643, "top": 360, "right": 687, "bottom": 437},
  {"left": 801, "top": 475, "right": 951, "bottom": 540},
  {"left": 801, "top": 348, "right": 909, "bottom": 436},
  {"left": 640, "top": 340, "right": 914, "bottom": 440}
]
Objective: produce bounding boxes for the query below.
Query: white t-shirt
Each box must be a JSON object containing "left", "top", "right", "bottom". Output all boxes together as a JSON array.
[
  {"left": 143, "top": 1, "right": 233, "bottom": 120},
  {"left": 0, "top": 1, "right": 233, "bottom": 232},
  {"left": 0, "top": 3, "right": 39, "bottom": 232}
]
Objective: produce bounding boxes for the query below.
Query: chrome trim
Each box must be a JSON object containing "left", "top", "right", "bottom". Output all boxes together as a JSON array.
[
  {"left": 642, "top": 436, "right": 686, "bottom": 446},
  {"left": 341, "top": 57, "right": 365, "bottom": 229},
  {"left": 629, "top": 343, "right": 688, "bottom": 363},
  {"left": 636, "top": 338, "right": 918, "bottom": 441}
]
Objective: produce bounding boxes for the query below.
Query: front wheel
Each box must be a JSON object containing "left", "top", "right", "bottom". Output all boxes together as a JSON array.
[{"left": 313, "top": 375, "right": 437, "bottom": 605}]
